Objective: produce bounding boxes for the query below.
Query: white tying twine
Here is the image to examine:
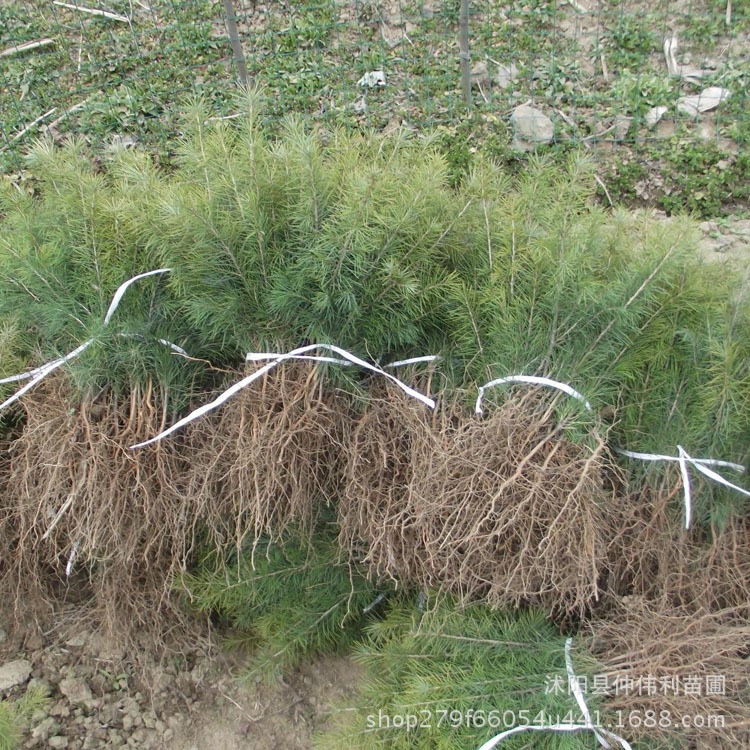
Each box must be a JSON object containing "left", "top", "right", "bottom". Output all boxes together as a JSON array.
[
  {"left": 131, "top": 343, "right": 436, "bottom": 449},
  {"left": 245, "top": 352, "right": 439, "bottom": 370},
  {"left": 614, "top": 445, "right": 750, "bottom": 529},
  {"left": 565, "top": 638, "right": 611, "bottom": 749},
  {"left": 119, "top": 332, "right": 189, "bottom": 357},
  {"left": 65, "top": 540, "right": 80, "bottom": 578},
  {"left": 476, "top": 723, "right": 633, "bottom": 750},
  {"left": 476, "top": 638, "right": 631, "bottom": 750},
  {"left": 475, "top": 375, "right": 593, "bottom": 415},
  {"left": 0, "top": 268, "right": 173, "bottom": 411},
  {"left": 476, "top": 374, "right": 749, "bottom": 529},
  {"left": 677, "top": 445, "right": 692, "bottom": 529}
]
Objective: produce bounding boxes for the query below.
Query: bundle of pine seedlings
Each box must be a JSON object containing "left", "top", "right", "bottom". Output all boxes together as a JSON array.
[
  {"left": 0, "top": 91, "right": 748, "bottom": 740},
  {"left": 0, "top": 138, "right": 207, "bottom": 643}
]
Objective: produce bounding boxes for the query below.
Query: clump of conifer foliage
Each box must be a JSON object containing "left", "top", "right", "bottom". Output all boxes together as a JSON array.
[{"left": 0, "top": 92, "right": 749, "bottom": 747}]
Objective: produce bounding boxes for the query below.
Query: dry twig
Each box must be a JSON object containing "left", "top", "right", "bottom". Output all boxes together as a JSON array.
[
  {"left": 0, "top": 38, "right": 54, "bottom": 58},
  {"left": 52, "top": 1, "right": 130, "bottom": 23}
]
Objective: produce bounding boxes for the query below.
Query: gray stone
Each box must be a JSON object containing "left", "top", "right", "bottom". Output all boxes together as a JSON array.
[
  {"left": 58, "top": 677, "right": 93, "bottom": 708},
  {"left": 64, "top": 632, "right": 90, "bottom": 649},
  {"left": 27, "top": 678, "right": 52, "bottom": 696},
  {"left": 0, "top": 659, "right": 32, "bottom": 691},
  {"left": 511, "top": 104, "right": 554, "bottom": 150},
  {"left": 32, "top": 717, "right": 60, "bottom": 740},
  {"left": 49, "top": 701, "right": 70, "bottom": 718},
  {"left": 677, "top": 86, "right": 731, "bottom": 116},
  {"left": 612, "top": 114, "right": 633, "bottom": 141},
  {"left": 47, "top": 737, "right": 69, "bottom": 749},
  {"left": 470, "top": 61, "right": 490, "bottom": 87},
  {"left": 494, "top": 63, "right": 518, "bottom": 89}
]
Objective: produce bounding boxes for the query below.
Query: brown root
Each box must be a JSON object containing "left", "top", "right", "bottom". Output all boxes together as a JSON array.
[
  {"left": 0, "top": 363, "right": 349, "bottom": 651},
  {"left": 587, "top": 598, "right": 750, "bottom": 748},
  {"left": 341, "top": 390, "right": 616, "bottom": 616},
  {"left": 0, "top": 375, "right": 195, "bottom": 651},
  {"left": 602, "top": 481, "right": 750, "bottom": 613},
  {"left": 589, "top": 506, "right": 750, "bottom": 747},
  {"left": 184, "top": 362, "right": 350, "bottom": 558}
]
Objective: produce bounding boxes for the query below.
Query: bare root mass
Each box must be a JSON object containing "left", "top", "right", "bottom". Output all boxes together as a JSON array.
[
  {"left": 184, "top": 362, "right": 350, "bottom": 553},
  {"left": 0, "top": 364, "right": 349, "bottom": 648},
  {"left": 588, "top": 511, "right": 750, "bottom": 747},
  {"left": 1, "top": 375, "right": 193, "bottom": 649},
  {"left": 603, "top": 482, "right": 750, "bottom": 612},
  {"left": 341, "top": 391, "right": 615, "bottom": 616},
  {"left": 588, "top": 598, "right": 750, "bottom": 747}
]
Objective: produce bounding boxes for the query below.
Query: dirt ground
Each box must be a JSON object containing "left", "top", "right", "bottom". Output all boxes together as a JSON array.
[
  {"left": 167, "top": 655, "right": 362, "bottom": 750},
  {"left": 1, "top": 616, "right": 363, "bottom": 750}
]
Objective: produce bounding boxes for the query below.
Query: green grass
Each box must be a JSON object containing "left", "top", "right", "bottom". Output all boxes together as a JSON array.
[{"left": 1, "top": 0, "right": 749, "bottom": 213}]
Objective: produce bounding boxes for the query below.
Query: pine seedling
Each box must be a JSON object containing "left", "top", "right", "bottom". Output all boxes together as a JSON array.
[
  {"left": 0, "top": 137, "right": 201, "bottom": 406},
  {"left": 0, "top": 685, "right": 50, "bottom": 750},
  {"left": 318, "top": 594, "right": 603, "bottom": 750},
  {"left": 181, "top": 530, "right": 393, "bottom": 683}
]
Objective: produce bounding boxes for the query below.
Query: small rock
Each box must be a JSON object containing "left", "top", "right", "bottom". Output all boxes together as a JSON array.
[
  {"left": 58, "top": 677, "right": 94, "bottom": 708},
  {"left": 98, "top": 704, "right": 117, "bottom": 725},
  {"left": 511, "top": 104, "right": 554, "bottom": 150},
  {"left": 677, "top": 86, "right": 731, "bottom": 116},
  {"left": 612, "top": 114, "right": 633, "bottom": 141},
  {"left": 148, "top": 667, "right": 172, "bottom": 695},
  {"left": 31, "top": 717, "right": 60, "bottom": 741},
  {"left": 0, "top": 629, "right": 7, "bottom": 644},
  {"left": 24, "top": 629, "right": 44, "bottom": 651},
  {"left": 48, "top": 701, "right": 70, "bottom": 718},
  {"left": 47, "top": 737, "right": 69, "bottom": 749},
  {"left": 65, "top": 632, "right": 90, "bottom": 649},
  {"left": 0, "top": 659, "right": 32, "bottom": 691},
  {"left": 494, "top": 63, "right": 518, "bottom": 89},
  {"left": 644, "top": 106, "right": 668, "bottom": 128},
  {"left": 357, "top": 70, "right": 386, "bottom": 88},
  {"left": 470, "top": 61, "right": 490, "bottom": 87}
]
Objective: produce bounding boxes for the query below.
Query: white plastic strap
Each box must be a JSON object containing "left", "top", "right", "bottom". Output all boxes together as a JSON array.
[
  {"left": 103, "top": 268, "right": 172, "bottom": 324},
  {"left": 0, "top": 339, "right": 94, "bottom": 411},
  {"left": 131, "top": 343, "right": 435, "bottom": 449},
  {"left": 677, "top": 445, "right": 692, "bottom": 529},
  {"left": 245, "top": 352, "right": 439, "bottom": 370},
  {"left": 614, "top": 448, "right": 745, "bottom": 472},
  {"left": 384, "top": 355, "right": 439, "bottom": 369},
  {"left": 477, "top": 638, "right": 632, "bottom": 750},
  {"left": 616, "top": 446, "right": 750, "bottom": 529},
  {"left": 477, "top": 723, "right": 632, "bottom": 750},
  {"left": 65, "top": 540, "right": 80, "bottom": 578},
  {"left": 475, "top": 375, "right": 593, "bottom": 415},
  {"left": 565, "top": 638, "right": 610, "bottom": 749},
  {"left": 246, "top": 352, "right": 352, "bottom": 366}
]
